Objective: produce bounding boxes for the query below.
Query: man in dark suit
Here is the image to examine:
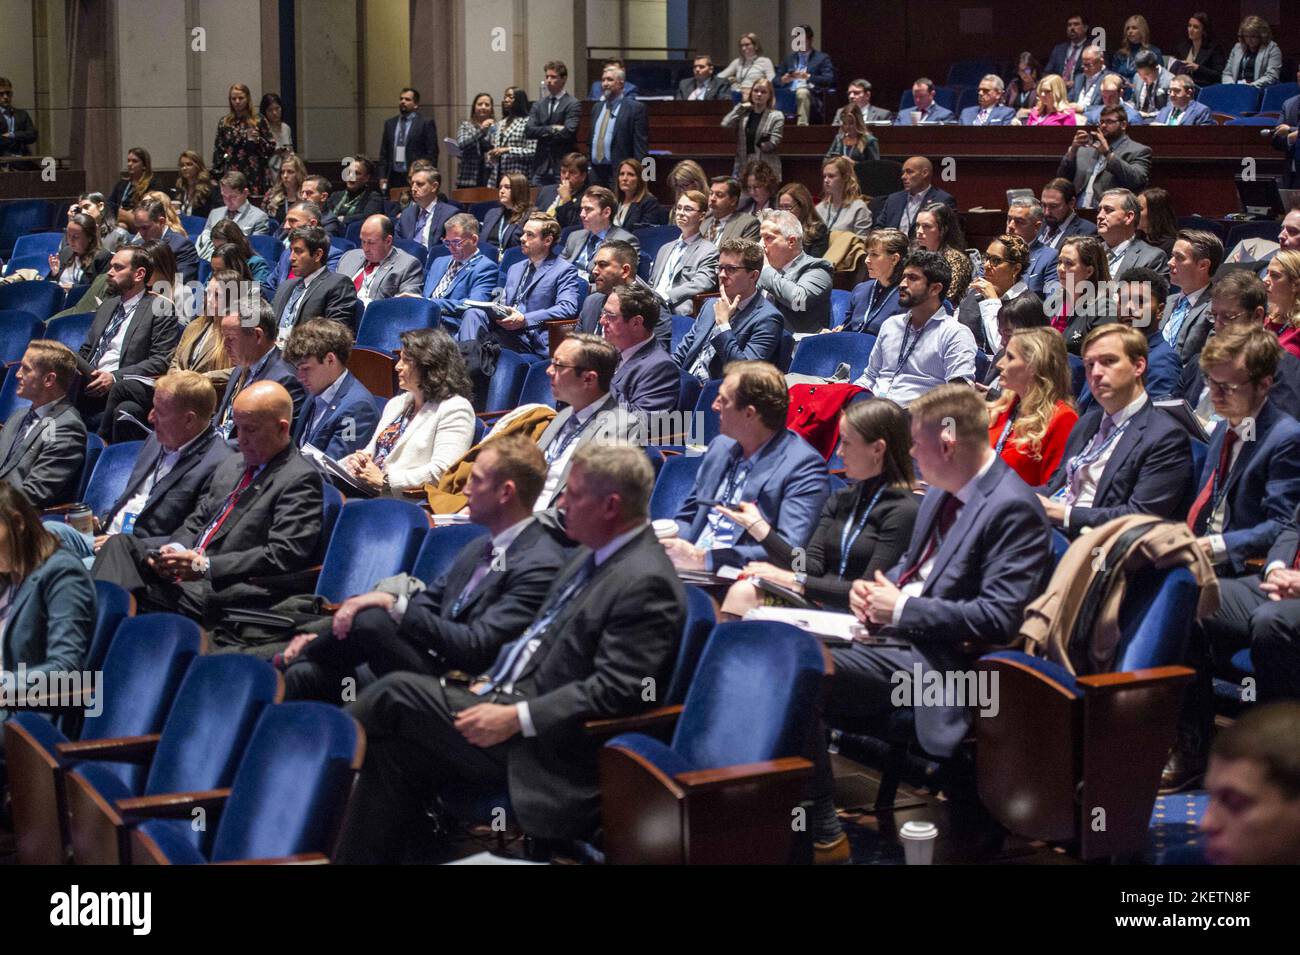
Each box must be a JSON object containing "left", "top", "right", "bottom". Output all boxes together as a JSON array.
[
  {"left": 423, "top": 213, "right": 501, "bottom": 328},
  {"left": 270, "top": 226, "right": 359, "bottom": 348},
  {"left": 665, "top": 361, "right": 829, "bottom": 572},
  {"left": 93, "top": 381, "right": 323, "bottom": 624},
  {"left": 832, "top": 79, "right": 892, "bottom": 125},
  {"left": 1095, "top": 188, "right": 1169, "bottom": 280},
  {"left": 677, "top": 55, "right": 730, "bottom": 101},
  {"left": 1005, "top": 197, "right": 1059, "bottom": 295},
  {"left": 394, "top": 167, "right": 456, "bottom": 248},
  {"left": 1077, "top": 269, "right": 1181, "bottom": 412},
  {"left": 775, "top": 25, "right": 836, "bottom": 125},
  {"left": 602, "top": 283, "right": 679, "bottom": 416},
  {"left": 525, "top": 60, "right": 581, "bottom": 186},
  {"left": 334, "top": 442, "right": 684, "bottom": 859},
  {"left": 323, "top": 157, "right": 385, "bottom": 238},
  {"left": 0, "top": 77, "right": 37, "bottom": 156},
  {"left": 673, "top": 239, "right": 783, "bottom": 381},
  {"left": 1040, "top": 323, "right": 1194, "bottom": 536},
  {"left": 560, "top": 185, "right": 639, "bottom": 278},
  {"left": 577, "top": 239, "right": 671, "bottom": 349},
  {"left": 959, "top": 75, "right": 1017, "bottom": 126},
  {"left": 265, "top": 201, "right": 346, "bottom": 295},
  {"left": 1271, "top": 68, "right": 1300, "bottom": 187},
  {"left": 700, "top": 176, "right": 760, "bottom": 246},
  {"left": 533, "top": 153, "right": 589, "bottom": 229},
  {"left": 378, "top": 87, "right": 438, "bottom": 192},
  {"left": 1057, "top": 105, "right": 1152, "bottom": 209},
  {"left": 1163, "top": 230, "right": 1221, "bottom": 364},
  {"left": 0, "top": 341, "right": 86, "bottom": 508},
  {"left": 280, "top": 434, "right": 572, "bottom": 702},
  {"left": 757, "top": 208, "right": 833, "bottom": 333},
  {"left": 809, "top": 383, "right": 1051, "bottom": 862},
  {"left": 1068, "top": 45, "right": 1112, "bottom": 111},
  {"left": 892, "top": 78, "right": 956, "bottom": 125},
  {"left": 1045, "top": 13, "right": 1090, "bottom": 82},
  {"left": 214, "top": 299, "right": 307, "bottom": 441},
  {"left": 77, "top": 247, "right": 181, "bottom": 435},
  {"left": 336, "top": 214, "right": 424, "bottom": 304},
  {"left": 282, "top": 319, "right": 379, "bottom": 459},
  {"left": 1038, "top": 177, "right": 1097, "bottom": 251},
  {"left": 131, "top": 197, "right": 199, "bottom": 282},
  {"left": 588, "top": 64, "right": 649, "bottom": 189},
  {"left": 875, "top": 157, "right": 957, "bottom": 235}
]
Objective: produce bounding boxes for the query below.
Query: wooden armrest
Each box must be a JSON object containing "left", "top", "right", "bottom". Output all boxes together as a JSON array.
[
  {"left": 213, "top": 853, "right": 330, "bottom": 865},
  {"left": 584, "top": 705, "right": 684, "bottom": 738},
  {"left": 56, "top": 734, "right": 161, "bottom": 762},
  {"left": 675, "top": 757, "right": 813, "bottom": 794},
  {"left": 116, "top": 788, "right": 231, "bottom": 820},
  {"left": 1076, "top": 665, "right": 1195, "bottom": 695},
  {"left": 477, "top": 410, "right": 508, "bottom": 423}
]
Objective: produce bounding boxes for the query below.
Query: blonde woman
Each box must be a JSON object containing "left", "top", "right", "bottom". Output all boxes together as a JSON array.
[
  {"left": 1264, "top": 249, "right": 1300, "bottom": 358},
  {"left": 263, "top": 152, "right": 308, "bottom": 221},
  {"left": 1023, "top": 74, "right": 1075, "bottom": 126},
  {"left": 141, "top": 190, "right": 185, "bottom": 233},
  {"left": 988, "top": 326, "right": 1078, "bottom": 486},
  {"left": 1224, "top": 15, "right": 1282, "bottom": 87},
  {"left": 722, "top": 77, "right": 783, "bottom": 179},
  {"left": 668, "top": 159, "right": 709, "bottom": 201},
  {"left": 1112, "top": 15, "right": 1161, "bottom": 84},
  {"left": 814, "top": 156, "right": 872, "bottom": 236},
  {"left": 717, "top": 33, "right": 776, "bottom": 94}
]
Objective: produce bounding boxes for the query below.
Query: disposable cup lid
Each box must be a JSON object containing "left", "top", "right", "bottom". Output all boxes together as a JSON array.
[{"left": 899, "top": 821, "right": 938, "bottom": 839}]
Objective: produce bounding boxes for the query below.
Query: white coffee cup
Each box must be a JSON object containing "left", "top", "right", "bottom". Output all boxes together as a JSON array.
[
  {"left": 899, "top": 820, "right": 937, "bottom": 864},
  {"left": 652, "top": 518, "right": 679, "bottom": 540},
  {"left": 910, "top": 110, "right": 923, "bottom": 125}
]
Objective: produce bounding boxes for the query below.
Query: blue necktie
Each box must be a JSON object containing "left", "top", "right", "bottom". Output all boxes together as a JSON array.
[{"left": 1163, "top": 295, "right": 1192, "bottom": 348}]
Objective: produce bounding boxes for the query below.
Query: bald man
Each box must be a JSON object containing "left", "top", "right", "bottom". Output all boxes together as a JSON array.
[
  {"left": 93, "top": 380, "right": 324, "bottom": 624},
  {"left": 876, "top": 156, "right": 957, "bottom": 235},
  {"left": 335, "top": 213, "right": 425, "bottom": 304}
]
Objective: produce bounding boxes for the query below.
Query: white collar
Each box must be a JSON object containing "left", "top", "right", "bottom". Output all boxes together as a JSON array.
[
  {"left": 316, "top": 369, "right": 350, "bottom": 406},
  {"left": 620, "top": 336, "right": 655, "bottom": 361},
  {"left": 593, "top": 521, "right": 648, "bottom": 566}
]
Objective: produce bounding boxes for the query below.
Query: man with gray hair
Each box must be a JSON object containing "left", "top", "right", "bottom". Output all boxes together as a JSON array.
[
  {"left": 588, "top": 64, "right": 648, "bottom": 189},
  {"left": 1005, "top": 196, "right": 1059, "bottom": 294},
  {"left": 422, "top": 213, "right": 500, "bottom": 326},
  {"left": 960, "top": 75, "right": 1015, "bottom": 126},
  {"left": 1095, "top": 188, "right": 1169, "bottom": 279},
  {"left": 756, "top": 209, "right": 834, "bottom": 334}
]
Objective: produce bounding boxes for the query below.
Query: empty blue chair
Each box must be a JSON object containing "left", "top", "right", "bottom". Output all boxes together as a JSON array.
[
  {"left": 345, "top": 221, "right": 364, "bottom": 244},
  {"left": 86, "top": 580, "right": 134, "bottom": 674},
  {"left": 947, "top": 57, "right": 998, "bottom": 88},
  {"left": 0, "top": 362, "right": 29, "bottom": 419},
  {"left": 1226, "top": 115, "right": 1274, "bottom": 126},
  {"left": 776, "top": 330, "right": 795, "bottom": 372},
  {"left": 633, "top": 224, "right": 680, "bottom": 262},
  {"left": 0, "top": 281, "right": 65, "bottom": 323},
  {"left": 0, "top": 199, "right": 50, "bottom": 257},
  {"left": 499, "top": 245, "right": 526, "bottom": 273},
  {"left": 314, "top": 498, "right": 430, "bottom": 604},
  {"left": 411, "top": 523, "right": 492, "bottom": 585},
  {"left": 331, "top": 236, "right": 357, "bottom": 255},
  {"left": 665, "top": 585, "right": 719, "bottom": 706},
  {"left": 0, "top": 310, "right": 43, "bottom": 364},
  {"left": 1196, "top": 83, "right": 1261, "bottom": 116},
  {"left": 602, "top": 621, "right": 827, "bottom": 863},
  {"left": 130, "top": 702, "right": 363, "bottom": 864},
  {"left": 247, "top": 234, "right": 281, "bottom": 263},
  {"left": 78, "top": 439, "right": 143, "bottom": 518},
  {"left": 1260, "top": 82, "right": 1300, "bottom": 114},
  {"left": 3, "top": 252, "right": 55, "bottom": 277},
  {"left": 65, "top": 655, "right": 282, "bottom": 864},
  {"left": 955, "top": 85, "right": 980, "bottom": 113},
  {"left": 44, "top": 312, "right": 92, "bottom": 353},
  {"left": 675, "top": 368, "right": 701, "bottom": 415},
  {"left": 393, "top": 236, "right": 427, "bottom": 267},
  {"left": 72, "top": 435, "right": 106, "bottom": 504},
  {"left": 650, "top": 453, "right": 704, "bottom": 520},
  {"left": 696, "top": 378, "right": 722, "bottom": 443},
  {"left": 180, "top": 215, "right": 206, "bottom": 239},
  {"left": 481, "top": 348, "right": 532, "bottom": 413},
  {"left": 357, "top": 297, "right": 438, "bottom": 354},
  {"left": 829, "top": 289, "right": 851, "bottom": 328},
  {"left": 788, "top": 331, "right": 875, "bottom": 380},
  {"left": 517, "top": 359, "right": 556, "bottom": 408},
  {"left": 670, "top": 314, "right": 693, "bottom": 351}
]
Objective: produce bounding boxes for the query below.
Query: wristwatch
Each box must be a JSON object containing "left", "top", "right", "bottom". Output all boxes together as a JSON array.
[
  {"left": 793, "top": 572, "right": 808, "bottom": 589},
  {"left": 191, "top": 553, "right": 210, "bottom": 576}
]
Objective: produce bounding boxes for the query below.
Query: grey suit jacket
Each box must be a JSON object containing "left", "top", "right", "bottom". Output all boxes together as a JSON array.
[
  {"left": 335, "top": 246, "right": 425, "bottom": 301},
  {"left": 1160, "top": 288, "right": 1213, "bottom": 364},
  {"left": 721, "top": 103, "right": 783, "bottom": 179},
  {"left": 535, "top": 393, "right": 641, "bottom": 508},
  {"left": 700, "top": 211, "right": 760, "bottom": 246},
  {"left": 561, "top": 226, "right": 640, "bottom": 267},
  {"left": 196, "top": 202, "right": 273, "bottom": 259},
  {"left": 1057, "top": 134, "right": 1152, "bottom": 203},
  {"left": 757, "top": 252, "right": 834, "bottom": 334},
  {"left": 648, "top": 235, "right": 718, "bottom": 314},
  {"left": 1110, "top": 237, "right": 1170, "bottom": 281},
  {"left": 0, "top": 399, "right": 87, "bottom": 508}
]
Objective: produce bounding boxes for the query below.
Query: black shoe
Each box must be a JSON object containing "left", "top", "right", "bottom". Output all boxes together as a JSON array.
[{"left": 1159, "top": 747, "right": 1207, "bottom": 794}]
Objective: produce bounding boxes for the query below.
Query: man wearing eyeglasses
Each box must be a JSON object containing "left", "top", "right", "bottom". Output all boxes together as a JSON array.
[
  {"left": 422, "top": 213, "right": 499, "bottom": 329},
  {"left": 959, "top": 75, "right": 1015, "bottom": 126}
]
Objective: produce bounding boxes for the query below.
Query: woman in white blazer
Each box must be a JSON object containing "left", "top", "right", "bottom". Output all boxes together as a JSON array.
[
  {"left": 1222, "top": 16, "right": 1282, "bottom": 87},
  {"left": 722, "top": 77, "right": 783, "bottom": 180},
  {"left": 340, "top": 328, "right": 475, "bottom": 495}
]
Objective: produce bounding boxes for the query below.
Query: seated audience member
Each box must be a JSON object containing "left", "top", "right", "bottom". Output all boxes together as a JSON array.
[
  {"left": 1038, "top": 177, "right": 1096, "bottom": 250},
  {"left": 1131, "top": 51, "right": 1171, "bottom": 118},
  {"left": 270, "top": 226, "right": 359, "bottom": 347},
  {"left": 701, "top": 176, "right": 760, "bottom": 245},
  {"left": 1111, "top": 15, "right": 1162, "bottom": 84},
  {"left": 777, "top": 183, "right": 829, "bottom": 259},
  {"left": 76, "top": 246, "right": 181, "bottom": 436},
  {"left": 958, "top": 234, "right": 1031, "bottom": 353},
  {"left": 841, "top": 229, "right": 907, "bottom": 334},
  {"left": 578, "top": 240, "right": 671, "bottom": 348},
  {"left": 323, "top": 155, "right": 384, "bottom": 237},
  {"left": 988, "top": 327, "right": 1079, "bottom": 485},
  {"left": 1107, "top": 269, "right": 1181, "bottom": 404},
  {"left": 601, "top": 284, "right": 679, "bottom": 416},
  {"left": 833, "top": 78, "right": 893, "bottom": 124},
  {"left": 46, "top": 371, "right": 233, "bottom": 564},
  {"left": 1154, "top": 74, "right": 1212, "bottom": 126},
  {"left": 1171, "top": 12, "right": 1225, "bottom": 88},
  {"left": 667, "top": 159, "right": 710, "bottom": 202},
  {"left": 612, "top": 157, "right": 664, "bottom": 229},
  {"left": 0, "top": 342, "right": 87, "bottom": 508},
  {"left": 424, "top": 213, "right": 500, "bottom": 327},
  {"left": 214, "top": 299, "right": 307, "bottom": 440},
  {"left": 92, "top": 381, "right": 323, "bottom": 623},
  {"left": 913, "top": 203, "right": 973, "bottom": 301},
  {"left": 533, "top": 334, "right": 639, "bottom": 511},
  {"left": 457, "top": 214, "right": 581, "bottom": 357},
  {"left": 70, "top": 190, "right": 132, "bottom": 254},
  {"left": 718, "top": 397, "right": 919, "bottom": 617},
  {"left": 168, "top": 270, "right": 238, "bottom": 398},
  {"left": 775, "top": 24, "right": 835, "bottom": 126},
  {"left": 46, "top": 212, "right": 109, "bottom": 289},
  {"left": 533, "top": 152, "right": 589, "bottom": 229},
  {"left": 981, "top": 293, "right": 1051, "bottom": 392},
  {"left": 1022, "top": 74, "right": 1074, "bottom": 126},
  {"left": 137, "top": 239, "right": 192, "bottom": 327},
  {"left": 1138, "top": 187, "right": 1178, "bottom": 256},
  {"left": 1038, "top": 324, "right": 1194, "bottom": 536},
  {"left": 480, "top": 172, "right": 533, "bottom": 257},
  {"left": 649, "top": 190, "right": 719, "bottom": 316},
  {"left": 1223, "top": 15, "right": 1282, "bottom": 87},
  {"left": 960, "top": 75, "right": 1016, "bottom": 126},
  {"left": 209, "top": 219, "right": 273, "bottom": 286},
  {"left": 1094, "top": 188, "right": 1169, "bottom": 280},
  {"left": 0, "top": 484, "right": 94, "bottom": 717},
  {"left": 278, "top": 433, "right": 572, "bottom": 700},
  {"left": 876, "top": 156, "right": 956, "bottom": 236},
  {"left": 814, "top": 157, "right": 872, "bottom": 237},
  {"left": 673, "top": 239, "right": 783, "bottom": 381},
  {"left": 1057, "top": 106, "right": 1152, "bottom": 209},
  {"left": 1069, "top": 45, "right": 1112, "bottom": 112},
  {"left": 892, "top": 77, "right": 956, "bottom": 125},
  {"left": 105, "top": 145, "right": 153, "bottom": 225},
  {"left": 1163, "top": 230, "right": 1222, "bottom": 363},
  {"left": 664, "top": 360, "right": 830, "bottom": 572},
  {"left": 738, "top": 159, "right": 781, "bottom": 215},
  {"left": 810, "top": 384, "right": 1052, "bottom": 862},
  {"left": 1046, "top": 235, "right": 1113, "bottom": 355},
  {"left": 1081, "top": 74, "right": 1143, "bottom": 126},
  {"left": 131, "top": 196, "right": 200, "bottom": 282},
  {"left": 1005, "top": 52, "right": 1042, "bottom": 113},
  {"left": 1265, "top": 250, "right": 1300, "bottom": 359},
  {"left": 855, "top": 250, "right": 977, "bottom": 403},
  {"left": 757, "top": 209, "right": 834, "bottom": 333},
  {"left": 283, "top": 319, "right": 380, "bottom": 459},
  {"left": 195, "top": 171, "right": 272, "bottom": 259},
  {"left": 1004, "top": 196, "right": 1059, "bottom": 295},
  {"left": 824, "top": 106, "right": 880, "bottom": 162},
  {"left": 266, "top": 200, "right": 346, "bottom": 293},
  {"left": 338, "top": 328, "right": 474, "bottom": 495},
  {"left": 1188, "top": 325, "right": 1300, "bottom": 577},
  {"left": 678, "top": 54, "right": 730, "bottom": 101},
  {"left": 333, "top": 442, "right": 683, "bottom": 860},
  {"left": 337, "top": 214, "right": 424, "bottom": 305},
  {"left": 1047, "top": 13, "right": 1088, "bottom": 80},
  {"left": 560, "top": 186, "right": 638, "bottom": 278},
  {"left": 395, "top": 166, "right": 456, "bottom": 248}
]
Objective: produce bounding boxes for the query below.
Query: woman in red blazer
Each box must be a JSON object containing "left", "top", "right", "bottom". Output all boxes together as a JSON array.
[{"left": 988, "top": 326, "right": 1078, "bottom": 486}]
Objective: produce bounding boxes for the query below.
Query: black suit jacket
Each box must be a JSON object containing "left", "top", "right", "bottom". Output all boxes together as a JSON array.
[
  {"left": 270, "top": 270, "right": 359, "bottom": 335},
  {"left": 379, "top": 112, "right": 439, "bottom": 180},
  {"left": 79, "top": 292, "right": 180, "bottom": 380},
  {"left": 524, "top": 92, "right": 581, "bottom": 183},
  {"left": 215, "top": 347, "right": 309, "bottom": 439},
  {"left": 676, "top": 76, "right": 730, "bottom": 101},
  {"left": 102, "top": 427, "right": 234, "bottom": 539},
  {"left": 323, "top": 188, "right": 385, "bottom": 236},
  {"left": 588, "top": 95, "right": 649, "bottom": 172},
  {"left": 0, "top": 106, "right": 37, "bottom": 155},
  {"left": 162, "top": 228, "right": 200, "bottom": 283},
  {"left": 876, "top": 186, "right": 958, "bottom": 233},
  {"left": 0, "top": 399, "right": 86, "bottom": 507},
  {"left": 534, "top": 182, "right": 586, "bottom": 229},
  {"left": 507, "top": 525, "right": 684, "bottom": 840}
]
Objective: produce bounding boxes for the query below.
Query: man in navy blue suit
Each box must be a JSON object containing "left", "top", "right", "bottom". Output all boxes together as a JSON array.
[
  {"left": 1270, "top": 65, "right": 1300, "bottom": 186},
  {"left": 132, "top": 197, "right": 199, "bottom": 282},
  {"left": 1078, "top": 268, "right": 1183, "bottom": 411},
  {"left": 378, "top": 87, "right": 438, "bottom": 191},
  {"left": 601, "top": 283, "right": 679, "bottom": 416},
  {"left": 875, "top": 157, "right": 957, "bottom": 235},
  {"left": 663, "top": 360, "right": 829, "bottom": 572},
  {"left": 892, "top": 78, "right": 956, "bottom": 125},
  {"left": 456, "top": 213, "right": 580, "bottom": 357},
  {"left": 1038, "top": 177, "right": 1097, "bottom": 251},
  {"left": 1045, "top": 13, "right": 1090, "bottom": 83},
  {"left": 959, "top": 76, "right": 1016, "bottom": 126},
  {"left": 1040, "top": 323, "right": 1194, "bottom": 536},
  {"left": 588, "top": 65, "right": 648, "bottom": 189},
  {"left": 423, "top": 213, "right": 500, "bottom": 328},
  {"left": 283, "top": 319, "right": 380, "bottom": 460},
  {"left": 775, "top": 24, "right": 835, "bottom": 125},
  {"left": 809, "top": 384, "right": 1051, "bottom": 863},
  {"left": 1005, "top": 196, "right": 1058, "bottom": 295},
  {"left": 672, "top": 238, "right": 783, "bottom": 381},
  {"left": 394, "top": 167, "right": 456, "bottom": 248}
]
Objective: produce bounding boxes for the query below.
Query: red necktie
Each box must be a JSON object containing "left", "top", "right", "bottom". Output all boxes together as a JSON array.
[
  {"left": 196, "top": 466, "right": 256, "bottom": 552},
  {"left": 1187, "top": 429, "right": 1238, "bottom": 533},
  {"left": 1052, "top": 302, "right": 1069, "bottom": 333},
  {"left": 896, "top": 494, "right": 961, "bottom": 587},
  {"left": 354, "top": 262, "right": 376, "bottom": 292}
]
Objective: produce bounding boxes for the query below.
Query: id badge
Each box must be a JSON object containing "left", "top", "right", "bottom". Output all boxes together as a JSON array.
[
  {"left": 394, "top": 144, "right": 406, "bottom": 165},
  {"left": 121, "top": 512, "right": 139, "bottom": 535}
]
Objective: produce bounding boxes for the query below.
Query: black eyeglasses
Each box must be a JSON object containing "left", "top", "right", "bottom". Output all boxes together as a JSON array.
[{"left": 549, "top": 360, "right": 590, "bottom": 373}]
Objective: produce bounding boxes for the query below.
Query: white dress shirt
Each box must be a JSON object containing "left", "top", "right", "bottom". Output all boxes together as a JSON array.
[
  {"left": 535, "top": 399, "right": 604, "bottom": 512},
  {"left": 855, "top": 307, "right": 978, "bottom": 404},
  {"left": 98, "top": 289, "right": 145, "bottom": 373},
  {"left": 1062, "top": 391, "right": 1149, "bottom": 528}
]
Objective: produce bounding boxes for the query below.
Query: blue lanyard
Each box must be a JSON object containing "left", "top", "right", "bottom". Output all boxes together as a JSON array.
[
  {"left": 1060, "top": 417, "right": 1132, "bottom": 498},
  {"left": 993, "top": 405, "right": 1019, "bottom": 456},
  {"left": 838, "top": 483, "right": 886, "bottom": 578},
  {"left": 893, "top": 319, "right": 931, "bottom": 376}
]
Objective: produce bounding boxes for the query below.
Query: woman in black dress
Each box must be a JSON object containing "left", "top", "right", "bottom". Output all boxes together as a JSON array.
[{"left": 211, "top": 82, "right": 276, "bottom": 192}]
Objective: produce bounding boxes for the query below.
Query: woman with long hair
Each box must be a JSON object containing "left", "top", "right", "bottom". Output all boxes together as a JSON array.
[
  {"left": 722, "top": 76, "right": 783, "bottom": 180},
  {"left": 455, "top": 93, "right": 496, "bottom": 188},
  {"left": 913, "top": 203, "right": 972, "bottom": 301},
  {"left": 1265, "top": 249, "right": 1300, "bottom": 358},
  {"left": 209, "top": 219, "right": 271, "bottom": 286},
  {"left": 480, "top": 173, "right": 533, "bottom": 257},
  {"left": 46, "top": 213, "right": 108, "bottom": 288},
  {"left": 486, "top": 86, "right": 535, "bottom": 183},
  {"left": 1112, "top": 15, "right": 1162, "bottom": 83},
  {"left": 837, "top": 228, "right": 908, "bottom": 334},
  {"left": 988, "top": 326, "right": 1079, "bottom": 485},
  {"left": 172, "top": 269, "right": 237, "bottom": 394},
  {"left": 211, "top": 82, "right": 276, "bottom": 189},
  {"left": 717, "top": 397, "right": 919, "bottom": 618},
  {"left": 825, "top": 104, "right": 879, "bottom": 163},
  {"left": 263, "top": 152, "right": 308, "bottom": 221},
  {"left": 1173, "top": 12, "right": 1226, "bottom": 89},
  {"left": 1052, "top": 235, "right": 1112, "bottom": 355},
  {"left": 738, "top": 159, "right": 780, "bottom": 215},
  {"left": 612, "top": 157, "right": 664, "bottom": 229},
  {"left": 172, "top": 149, "right": 215, "bottom": 217},
  {"left": 717, "top": 32, "right": 776, "bottom": 94},
  {"left": 814, "top": 156, "right": 872, "bottom": 236},
  {"left": 1004, "top": 52, "right": 1041, "bottom": 113},
  {"left": 667, "top": 159, "right": 709, "bottom": 201},
  {"left": 777, "top": 182, "right": 828, "bottom": 258},
  {"left": 106, "top": 146, "right": 154, "bottom": 227},
  {"left": 1023, "top": 74, "right": 1075, "bottom": 126},
  {"left": 1223, "top": 15, "right": 1282, "bottom": 87},
  {"left": 1138, "top": 186, "right": 1178, "bottom": 255}
]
